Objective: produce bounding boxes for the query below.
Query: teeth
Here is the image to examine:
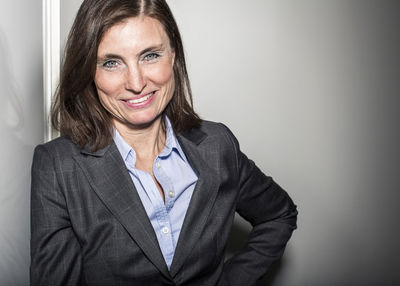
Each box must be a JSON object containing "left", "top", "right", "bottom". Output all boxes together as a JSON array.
[{"left": 127, "top": 92, "right": 154, "bottom": 104}]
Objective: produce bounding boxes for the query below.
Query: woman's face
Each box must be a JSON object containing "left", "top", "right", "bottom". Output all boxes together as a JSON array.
[{"left": 94, "top": 16, "right": 175, "bottom": 131}]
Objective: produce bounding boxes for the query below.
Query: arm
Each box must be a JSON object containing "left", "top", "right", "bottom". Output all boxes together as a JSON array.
[
  {"left": 30, "top": 144, "right": 83, "bottom": 286},
  {"left": 222, "top": 127, "right": 298, "bottom": 286}
]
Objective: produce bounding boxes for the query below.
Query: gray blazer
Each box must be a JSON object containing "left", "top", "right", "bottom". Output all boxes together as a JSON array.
[{"left": 31, "top": 121, "right": 297, "bottom": 286}]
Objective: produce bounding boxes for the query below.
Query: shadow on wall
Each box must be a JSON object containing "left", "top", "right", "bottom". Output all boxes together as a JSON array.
[
  {"left": 225, "top": 215, "right": 288, "bottom": 286},
  {"left": 0, "top": 28, "right": 32, "bottom": 286},
  {"left": 0, "top": 30, "right": 24, "bottom": 130}
]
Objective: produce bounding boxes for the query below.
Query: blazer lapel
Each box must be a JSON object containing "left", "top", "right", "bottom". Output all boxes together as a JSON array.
[
  {"left": 74, "top": 143, "right": 171, "bottom": 279},
  {"left": 169, "top": 129, "right": 221, "bottom": 277}
]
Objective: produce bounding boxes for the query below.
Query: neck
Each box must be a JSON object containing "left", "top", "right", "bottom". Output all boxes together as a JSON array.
[{"left": 113, "top": 117, "right": 166, "bottom": 159}]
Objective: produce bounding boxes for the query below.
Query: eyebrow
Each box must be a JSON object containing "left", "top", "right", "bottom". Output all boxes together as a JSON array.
[
  {"left": 139, "top": 44, "right": 166, "bottom": 55},
  {"left": 97, "top": 44, "right": 167, "bottom": 61},
  {"left": 97, "top": 54, "right": 123, "bottom": 61}
]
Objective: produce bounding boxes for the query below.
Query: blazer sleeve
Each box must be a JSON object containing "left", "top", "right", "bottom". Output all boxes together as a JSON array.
[
  {"left": 30, "top": 144, "right": 83, "bottom": 286},
  {"left": 221, "top": 125, "right": 298, "bottom": 286}
]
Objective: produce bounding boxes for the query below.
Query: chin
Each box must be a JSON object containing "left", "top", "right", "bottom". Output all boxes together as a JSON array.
[{"left": 125, "top": 113, "right": 163, "bottom": 129}]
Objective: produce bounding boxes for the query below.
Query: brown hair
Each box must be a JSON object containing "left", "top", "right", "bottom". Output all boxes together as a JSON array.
[{"left": 52, "top": 0, "right": 201, "bottom": 151}]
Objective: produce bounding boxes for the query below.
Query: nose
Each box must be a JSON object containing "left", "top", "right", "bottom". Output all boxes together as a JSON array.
[{"left": 125, "top": 64, "right": 146, "bottom": 94}]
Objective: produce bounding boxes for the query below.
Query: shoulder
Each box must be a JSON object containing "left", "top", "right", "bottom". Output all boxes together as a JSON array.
[
  {"left": 182, "top": 120, "right": 236, "bottom": 140},
  {"left": 195, "top": 120, "right": 239, "bottom": 146},
  {"left": 179, "top": 120, "right": 240, "bottom": 155},
  {"left": 34, "top": 136, "right": 81, "bottom": 157},
  {"left": 32, "top": 136, "right": 81, "bottom": 172},
  {"left": 198, "top": 120, "right": 230, "bottom": 135}
]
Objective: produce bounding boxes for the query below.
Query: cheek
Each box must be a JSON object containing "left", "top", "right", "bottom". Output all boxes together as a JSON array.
[
  {"left": 94, "top": 71, "right": 123, "bottom": 96},
  {"left": 146, "top": 62, "right": 174, "bottom": 85},
  {"left": 97, "top": 90, "right": 117, "bottom": 115},
  {"left": 94, "top": 72, "right": 124, "bottom": 114}
]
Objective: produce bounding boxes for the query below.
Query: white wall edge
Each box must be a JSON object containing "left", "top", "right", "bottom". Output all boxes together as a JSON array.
[{"left": 42, "top": 0, "right": 60, "bottom": 142}]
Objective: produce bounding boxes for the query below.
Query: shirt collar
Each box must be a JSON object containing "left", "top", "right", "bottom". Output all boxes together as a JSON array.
[
  {"left": 160, "top": 117, "right": 187, "bottom": 161},
  {"left": 113, "top": 127, "right": 134, "bottom": 164},
  {"left": 113, "top": 116, "right": 187, "bottom": 166}
]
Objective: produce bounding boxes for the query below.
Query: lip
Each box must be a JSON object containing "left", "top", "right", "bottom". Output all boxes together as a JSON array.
[{"left": 122, "top": 91, "right": 156, "bottom": 108}]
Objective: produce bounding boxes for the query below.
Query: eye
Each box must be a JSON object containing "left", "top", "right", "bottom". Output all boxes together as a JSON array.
[
  {"left": 102, "top": 60, "right": 120, "bottom": 70},
  {"left": 143, "top": 52, "right": 160, "bottom": 62}
]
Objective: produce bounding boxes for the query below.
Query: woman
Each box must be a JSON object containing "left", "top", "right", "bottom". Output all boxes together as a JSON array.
[{"left": 31, "top": 0, "right": 297, "bottom": 285}]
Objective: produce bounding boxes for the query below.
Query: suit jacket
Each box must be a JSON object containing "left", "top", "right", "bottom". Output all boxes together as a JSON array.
[{"left": 30, "top": 121, "right": 297, "bottom": 286}]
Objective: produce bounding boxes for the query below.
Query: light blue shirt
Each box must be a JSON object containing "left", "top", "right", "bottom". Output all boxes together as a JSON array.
[{"left": 113, "top": 118, "right": 198, "bottom": 268}]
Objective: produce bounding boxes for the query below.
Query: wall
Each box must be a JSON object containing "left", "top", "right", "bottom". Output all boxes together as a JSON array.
[
  {"left": 0, "top": 0, "right": 43, "bottom": 285},
  {"left": 168, "top": 0, "right": 400, "bottom": 285},
  {"left": 60, "top": 0, "right": 83, "bottom": 56}
]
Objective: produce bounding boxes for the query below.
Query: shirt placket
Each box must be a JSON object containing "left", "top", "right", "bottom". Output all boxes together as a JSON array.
[{"left": 153, "top": 157, "right": 175, "bottom": 266}]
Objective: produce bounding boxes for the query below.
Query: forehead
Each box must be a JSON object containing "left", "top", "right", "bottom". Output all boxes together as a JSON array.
[{"left": 98, "top": 16, "right": 171, "bottom": 54}]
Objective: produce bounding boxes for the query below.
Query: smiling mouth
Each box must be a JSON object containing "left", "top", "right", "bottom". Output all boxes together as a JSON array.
[{"left": 126, "top": 92, "right": 155, "bottom": 104}]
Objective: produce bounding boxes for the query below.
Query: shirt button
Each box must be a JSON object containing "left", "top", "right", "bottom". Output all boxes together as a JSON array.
[
  {"left": 155, "top": 162, "right": 161, "bottom": 168},
  {"left": 162, "top": 227, "right": 169, "bottom": 234},
  {"left": 167, "top": 190, "right": 175, "bottom": 198}
]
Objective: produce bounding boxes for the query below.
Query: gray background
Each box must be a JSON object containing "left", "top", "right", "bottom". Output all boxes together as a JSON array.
[
  {"left": 0, "top": 0, "right": 43, "bottom": 285},
  {"left": 1, "top": 0, "right": 399, "bottom": 285}
]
